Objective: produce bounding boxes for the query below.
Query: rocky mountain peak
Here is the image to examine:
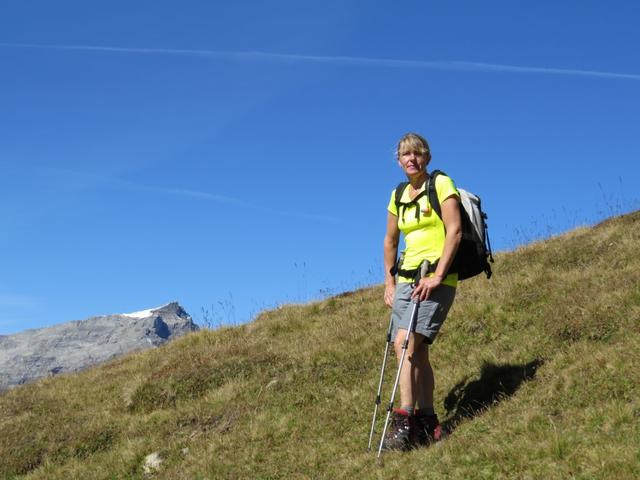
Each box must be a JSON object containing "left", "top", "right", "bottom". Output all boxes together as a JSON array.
[{"left": 0, "top": 302, "right": 199, "bottom": 392}]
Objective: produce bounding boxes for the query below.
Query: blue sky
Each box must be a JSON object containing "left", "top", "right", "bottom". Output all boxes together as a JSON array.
[{"left": 1, "top": 0, "right": 639, "bottom": 334}]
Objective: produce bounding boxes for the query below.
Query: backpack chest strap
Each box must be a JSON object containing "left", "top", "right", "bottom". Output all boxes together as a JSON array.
[{"left": 394, "top": 182, "right": 431, "bottom": 223}]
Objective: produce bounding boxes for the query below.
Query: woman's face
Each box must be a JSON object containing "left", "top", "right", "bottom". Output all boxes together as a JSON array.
[{"left": 398, "top": 145, "right": 430, "bottom": 176}]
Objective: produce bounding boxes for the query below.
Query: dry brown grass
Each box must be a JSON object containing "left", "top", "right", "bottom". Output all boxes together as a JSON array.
[{"left": 1, "top": 211, "right": 638, "bottom": 479}]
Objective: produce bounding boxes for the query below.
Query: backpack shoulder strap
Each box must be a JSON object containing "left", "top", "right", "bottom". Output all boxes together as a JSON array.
[
  {"left": 427, "top": 169, "right": 445, "bottom": 219},
  {"left": 394, "top": 182, "right": 410, "bottom": 213}
]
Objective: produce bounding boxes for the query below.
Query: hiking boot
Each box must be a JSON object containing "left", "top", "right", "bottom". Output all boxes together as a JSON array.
[
  {"left": 381, "top": 409, "right": 413, "bottom": 451},
  {"left": 413, "top": 411, "right": 442, "bottom": 447}
]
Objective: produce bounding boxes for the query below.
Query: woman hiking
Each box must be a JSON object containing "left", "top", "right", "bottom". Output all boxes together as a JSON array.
[{"left": 381, "top": 132, "right": 462, "bottom": 451}]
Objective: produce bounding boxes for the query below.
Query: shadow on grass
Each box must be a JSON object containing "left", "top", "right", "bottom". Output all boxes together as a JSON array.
[{"left": 442, "top": 359, "right": 543, "bottom": 434}]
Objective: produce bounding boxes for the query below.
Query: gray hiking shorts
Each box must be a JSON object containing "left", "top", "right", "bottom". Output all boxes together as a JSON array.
[{"left": 391, "top": 282, "right": 456, "bottom": 345}]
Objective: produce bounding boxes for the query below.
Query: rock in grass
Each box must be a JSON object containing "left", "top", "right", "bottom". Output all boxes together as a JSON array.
[{"left": 143, "top": 452, "right": 163, "bottom": 475}]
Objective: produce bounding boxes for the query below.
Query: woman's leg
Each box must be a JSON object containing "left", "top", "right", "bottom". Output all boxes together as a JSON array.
[
  {"left": 393, "top": 330, "right": 429, "bottom": 411},
  {"left": 412, "top": 338, "right": 443, "bottom": 445},
  {"left": 413, "top": 340, "right": 433, "bottom": 411}
]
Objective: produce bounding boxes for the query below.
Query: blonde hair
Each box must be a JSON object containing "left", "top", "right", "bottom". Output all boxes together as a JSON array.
[{"left": 396, "top": 132, "right": 431, "bottom": 159}]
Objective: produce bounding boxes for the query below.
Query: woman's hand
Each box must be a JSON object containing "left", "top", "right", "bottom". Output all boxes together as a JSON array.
[
  {"left": 384, "top": 284, "right": 395, "bottom": 307},
  {"left": 412, "top": 275, "right": 443, "bottom": 301}
]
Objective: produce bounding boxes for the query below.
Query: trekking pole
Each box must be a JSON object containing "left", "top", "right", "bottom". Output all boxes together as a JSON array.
[
  {"left": 376, "top": 261, "right": 429, "bottom": 458},
  {"left": 376, "top": 297, "right": 419, "bottom": 458},
  {"left": 367, "top": 314, "right": 394, "bottom": 451}
]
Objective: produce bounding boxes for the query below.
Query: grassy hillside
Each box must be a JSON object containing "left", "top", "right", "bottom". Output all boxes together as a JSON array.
[{"left": 1, "top": 211, "right": 639, "bottom": 479}]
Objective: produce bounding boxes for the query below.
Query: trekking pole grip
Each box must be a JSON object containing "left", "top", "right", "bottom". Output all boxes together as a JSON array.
[
  {"left": 412, "top": 259, "right": 431, "bottom": 287},
  {"left": 420, "top": 259, "right": 431, "bottom": 280}
]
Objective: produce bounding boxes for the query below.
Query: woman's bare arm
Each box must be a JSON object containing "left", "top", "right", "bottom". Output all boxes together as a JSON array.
[{"left": 383, "top": 212, "right": 400, "bottom": 307}]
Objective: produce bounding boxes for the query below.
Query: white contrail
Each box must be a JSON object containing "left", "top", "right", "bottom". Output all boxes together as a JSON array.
[
  {"left": 1, "top": 42, "right": 639, "bottom": 81},
  {"left": 444, "top": 60, "right": 640, "bottom": 81}
]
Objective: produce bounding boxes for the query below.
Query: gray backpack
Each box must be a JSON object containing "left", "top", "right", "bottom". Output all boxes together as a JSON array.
[{"left": 393, "top": 169, "right": 493, "bottom": 280}]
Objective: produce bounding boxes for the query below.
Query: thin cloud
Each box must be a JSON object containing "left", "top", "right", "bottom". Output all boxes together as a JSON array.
[
  {"left": 0, "top": 293, "right": 37, "bottom": 308},
  {"left": 1, "top": 41, "right": 639, "bottom": 80},
  {"left": 38, "top": 167, "right": 346, "bottom": 225},
  {"left": 139, "top": 183, "right": 346, "bottom": 224}
]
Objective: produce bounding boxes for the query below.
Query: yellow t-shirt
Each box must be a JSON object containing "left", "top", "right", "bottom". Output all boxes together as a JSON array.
[{"left": 387, "top": 174, "right": 460, "bottom": 287}]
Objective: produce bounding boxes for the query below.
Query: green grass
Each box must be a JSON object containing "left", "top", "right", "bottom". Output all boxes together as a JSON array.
[{"left": 1, "top": 211, "right": 639, "bottom": 479}]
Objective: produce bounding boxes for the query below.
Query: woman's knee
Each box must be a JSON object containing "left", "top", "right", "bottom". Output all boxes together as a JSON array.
[
  {"left": 412, "top": 335, "right": 430, "bottom": 362},
  {"left": 393, "top": 331, "right": 406, "bottom": 357},
  {"left": 394, "top": 330, "right": 426, "bottom": 358}
]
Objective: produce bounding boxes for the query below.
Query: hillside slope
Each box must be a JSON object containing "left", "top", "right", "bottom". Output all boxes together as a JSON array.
[{"left": 1, "top": 212, "right": 639, "bottom": 479}]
